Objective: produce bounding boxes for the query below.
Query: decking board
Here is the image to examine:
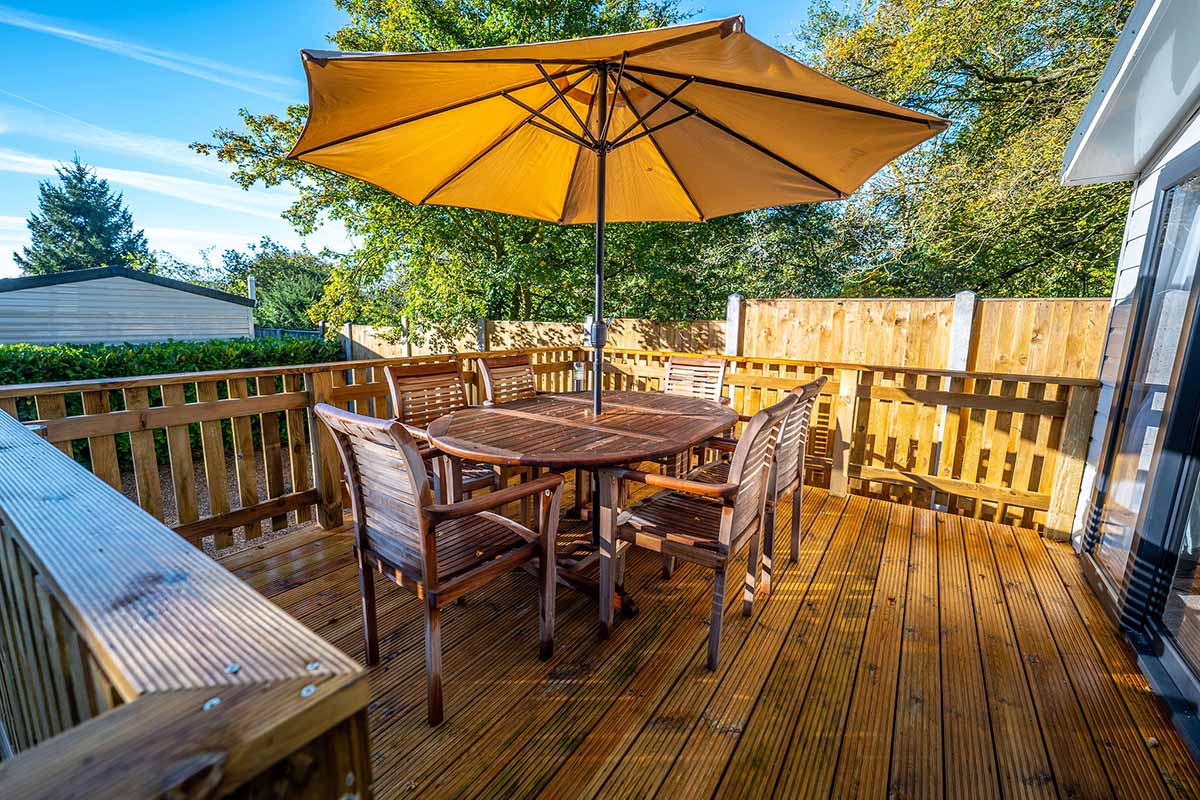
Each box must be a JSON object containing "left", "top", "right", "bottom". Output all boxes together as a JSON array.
[{"left": 221, "top": 485, "right": 1200, "bottom": 799}]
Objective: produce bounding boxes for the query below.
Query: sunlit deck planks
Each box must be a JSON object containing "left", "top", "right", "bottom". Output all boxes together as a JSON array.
[{"left": 220, "top": 486, "right": 1200, "bottom": 799}]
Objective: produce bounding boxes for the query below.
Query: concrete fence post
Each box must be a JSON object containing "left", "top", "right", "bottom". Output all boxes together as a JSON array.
[
  {"left": 947, "top": 290, "right": 979, "bottom": 371},
  {"left": 476, "top": 318, "right": 488, "bottom": 352},
  {"left": 342, "top": 322, "right": 354, "bottom": 361},
  {"left": 725, "top": 293, "right": 745, "bottom": 357}
]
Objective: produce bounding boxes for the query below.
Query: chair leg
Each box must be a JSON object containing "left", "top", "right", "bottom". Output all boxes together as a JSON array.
[
  {"left": 357, "top": 549, "right": 379, "bottom": 667},
  {"left": 598, "top": 470, "right": 617, "bottom": 639},
  {"left": 538, "top": 488, "right": 558, "bottom": 660},
  {"left": 708, "top": 564, "right": 728, "bottom": 670},
  {"left": 743, "top": 527, "right": 761, "bottom": 617},
  {"left": 790, "top": 485, "right": 804, "bottom": 564},
  {"left": 661, "top": 554, "right": 676, "bottom": 579},
  {"left": 760, "top": 499, "right": 776, "bottom": 602},
  {"left": 424, "top": 598, "right": 443, "bottom": 725}
]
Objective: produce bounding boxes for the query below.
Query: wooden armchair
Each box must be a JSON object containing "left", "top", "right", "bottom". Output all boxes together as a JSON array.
[
  {"left": 663, "top": 355, "right": 728, "bottom": 402},
  {"left": 597, "top": 391, "right": 798, "bottom": 669},
  {"left": 479, "top": 353, "right": 538, "bottom": 405},
  {"left": 314, "top": 403, "right": 564, "bottom": 725},
  {"left": 384, "top": 360, "right": 499, "bottom": 501},
  {"left": 694, "top": 377, "right": 827, "bottom": 596},
  {"left": 658, "top": 355, "right": 729, "bottom": 475}
]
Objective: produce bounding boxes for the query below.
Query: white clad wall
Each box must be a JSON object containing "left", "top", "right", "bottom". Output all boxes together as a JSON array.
[
  {"left": 1072, "top": 107, "right": 1200, "bottom": 545},
  {"left": 0, "top": 276, "right": 254, "bottom": 345}
]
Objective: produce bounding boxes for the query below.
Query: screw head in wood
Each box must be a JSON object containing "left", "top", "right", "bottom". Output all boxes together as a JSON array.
[
  {"left": 300, "top": 684, "right": 316, "bottom": 698},
  {"left": 306, "top": 659, "right": 322, "bottom": 671},
  {"left": 202, "top": 696, "right": 221, "bottom": 711},
  {"left": 224, "top": 662, "right": 240, "bottom": 674}
]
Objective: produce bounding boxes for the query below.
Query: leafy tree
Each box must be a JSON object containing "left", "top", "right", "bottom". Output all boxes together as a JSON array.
[
  {"left": 218, "top": 237, "right": 333, "bottom": 329},
  {"left": 15, "top": 157, "right": 153, "bottom": 275},
  {"left": 796, "top": 0, "right": 1134, "bottom": 297},
  {"left": 196, "top": 0, "right": 780, "bottom": 345}
]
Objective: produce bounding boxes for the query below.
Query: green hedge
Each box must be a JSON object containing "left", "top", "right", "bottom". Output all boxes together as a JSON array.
[
  {"left": 0, "top": 336, "right": 341, "bottom": 388},
  {"left": 1, "top": 337, "right": 343, "bottom": 473}
]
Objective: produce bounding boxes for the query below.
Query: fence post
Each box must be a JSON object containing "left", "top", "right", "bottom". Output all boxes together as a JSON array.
[
  {"left": 1045, "top": 384, "right": 1099, "bottom": 541},
  {"left": 306, "top": 369, "right": 343, "bottom": 529},
  {"left": 725, "top": 293, "right": 744, "bottom": 357},
  {"left": 947, "top": 290, "right": 979, "bottom": 371},
  {"left": 829, "top": 368, "right": 858, "bottom": 497},
  {"left": 342, "top": 322, "right": 354, "bottom": 361}
]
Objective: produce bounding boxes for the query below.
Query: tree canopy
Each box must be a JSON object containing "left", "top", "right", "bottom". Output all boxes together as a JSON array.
[
  {"left": 794, "top": 0, "right": 1133, "bottom": 297},
  {"left": 15, "top": 157, "right": 152, "bottom": 276},
  {"left": 196, "top": 0, "right": 1133, "bottom": 344}
]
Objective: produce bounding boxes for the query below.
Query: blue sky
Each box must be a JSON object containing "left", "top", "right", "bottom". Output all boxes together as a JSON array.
[{"left": 0, "top": 1, "right": 810, "bottom": 277}]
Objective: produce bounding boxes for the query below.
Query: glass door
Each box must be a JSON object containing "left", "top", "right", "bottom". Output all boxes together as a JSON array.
[
  {"left": 1165, "top": 474, "right": 1200, "bottom": 674},
  {"left": 1093, "top": 174, "right": 1200, "bottom": 585}
]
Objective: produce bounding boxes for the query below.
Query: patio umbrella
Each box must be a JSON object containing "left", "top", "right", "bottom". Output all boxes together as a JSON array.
[{"left": 288, "top": 15, "right": 948, "bottom": 414}]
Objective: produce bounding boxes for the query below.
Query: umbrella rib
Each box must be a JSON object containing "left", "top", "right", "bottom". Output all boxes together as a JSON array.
[
  {"left": 609, "top": 109, "right": 694, "bottom": 150},
  {"left": 615, "top": 83, "right": 705, "bottom": 221},
  {"left": 289, "top": 65, "right": 591, "bottom": 159},
  {"left": 557, "top": 80, "right": 598, "bottom": 224},
  {"left": 501, "top": 92, "right": 593, "bottom": 148},
  {"left": 608, "top": 76, "right": 694, "bottom": 147},
  {"left": 628, "top": 64, "right": 947, "bottom": 128},
  {"left": 537, "top": 63, "right": 597, "bottom": 145},
  {"left": 421, "top": 70, "right": 594, "bottom": 205},
  {"left": 622, "top": 71, "right": 847, "bottom": 199}
]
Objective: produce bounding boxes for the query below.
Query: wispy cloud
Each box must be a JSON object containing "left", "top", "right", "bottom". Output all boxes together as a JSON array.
[
  {"left": 0, "top": 147, "right": 296, "bottom": 220},
  {"left": 0, "top": 90, "right": 229, "bottom": 177},
  {"left": 0, "top": 5, "right": 300, "bottom": 103}
]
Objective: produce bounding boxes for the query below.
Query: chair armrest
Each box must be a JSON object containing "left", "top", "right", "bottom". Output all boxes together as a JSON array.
[
  {"left": 608, "top": 467, "right": 737, "bottom": 500},
  {"left": 702, "top": 436, "right": 738, "bottom": 453},
  {"left": 427, "top": 472, "right": 564, "bottom": 521},
  {"left": 401, "top": 422, "right": 431, "bottom": 443}
]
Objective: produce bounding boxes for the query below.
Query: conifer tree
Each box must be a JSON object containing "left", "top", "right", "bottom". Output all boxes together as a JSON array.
[{"left": 15, "top": 157, "right": 152, "bottom": 275}]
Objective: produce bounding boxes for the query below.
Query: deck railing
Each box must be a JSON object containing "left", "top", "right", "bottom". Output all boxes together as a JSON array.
[
  {"left": 0, "top": 345, "right": 1097, "bottom": 549},
  {"left": 0, "top": 344, "right": 1098, "bottom": 793},
  {"left": 0, "top": 411, "right": 370, "bottom": 796}
]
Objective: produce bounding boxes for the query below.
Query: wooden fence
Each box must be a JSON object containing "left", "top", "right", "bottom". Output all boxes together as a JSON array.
[
  {"left": 339, "top": 294, "right": 1109, "bottom": 380},
  {"left": 0, "top": 345, "right": 1096, "bottom": 544}
]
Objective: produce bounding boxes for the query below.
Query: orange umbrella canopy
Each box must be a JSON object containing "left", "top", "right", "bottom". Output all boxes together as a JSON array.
[{"left": 288, "top": 16, "right": 948, "bottom": 224}]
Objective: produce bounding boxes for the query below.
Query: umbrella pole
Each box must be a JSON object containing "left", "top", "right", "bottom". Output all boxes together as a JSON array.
[
  {"left": 591, "top": 65, "right": 608, "bottom": 546},
  {"left": 592, "top": 65, "right": 607, "bottom": 417}
]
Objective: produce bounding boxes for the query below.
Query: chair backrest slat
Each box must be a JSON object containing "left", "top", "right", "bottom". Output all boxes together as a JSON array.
[
  {"left": 663, "top": 356, "right": 727, "bottom": 404},
  {"left": 314, "top": 403, "right": 434, "bottom": 581},
  {"left": 384, "top": 360, "right": 470, "bottom": 428},
  {"left": 724, "top": 392, "right": 799, "bottom": 545},
  {"left": 480, "top": 354, "right": 537, "bottom": 405},
  {"left": 775, "top": 377, "right": 828, "bottom": 492}
]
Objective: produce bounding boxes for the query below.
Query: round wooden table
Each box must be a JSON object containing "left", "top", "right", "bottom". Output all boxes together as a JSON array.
[
  {"left": 425, "top": 390, "right": 737, "bottom": 469},
  {"left": 426, "top": 391, "right": 737, "bottom": 619}
]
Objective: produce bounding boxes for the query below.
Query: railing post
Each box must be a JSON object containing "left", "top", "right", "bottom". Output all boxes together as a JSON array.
[
  {"left": 829, "top": 368, "right": 858, "bottom": 497},
  {"left": 1045, "top": 383, "right": 1099, "bottom": 541},
  {"left": 306, "top": 369, "right": 344, "bottom": 529},
  {"left": 725, "top": 293, "right": 744, "bottom": 357}
]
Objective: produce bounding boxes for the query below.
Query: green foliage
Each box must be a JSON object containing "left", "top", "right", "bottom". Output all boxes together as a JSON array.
[
  {"left": 795, "top": 0, "right": 1133, "bottom": 297},
  {"left": 0, "top": 336, "right": 339, "bottom": 388},
  {"left": 1, "top": 336, "right": 341, "bottom": 470},
  {"left": 15, "top": 157, "right": 153, "bottom": 275},
  {"left": 194, "top": 0, "right": 1132, "bottom": 345}
]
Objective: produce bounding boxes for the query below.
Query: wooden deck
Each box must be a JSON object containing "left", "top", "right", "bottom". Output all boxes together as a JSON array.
[{"left": 220, "top": 485, "right": 1200, "bottom": 799}]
